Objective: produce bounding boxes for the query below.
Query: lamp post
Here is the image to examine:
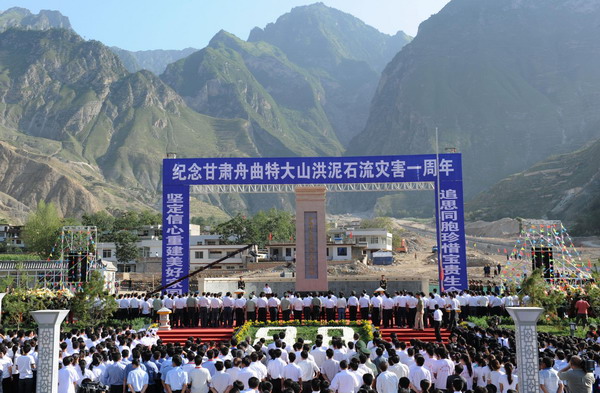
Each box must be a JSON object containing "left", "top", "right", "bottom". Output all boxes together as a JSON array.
[
  {"left": 569, "top": 321, "right": 577, "bottom": 336},
  {"left": 506, "top": 307, "right": 543, "bottom": 393}
]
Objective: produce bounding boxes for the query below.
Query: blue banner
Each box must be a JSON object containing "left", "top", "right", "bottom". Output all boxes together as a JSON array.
[
  {"left": 162, "top": 185, "right": 190, "bottom": 294},
  {"left": 435, "top": 178, "right": 469, "bottom": 292},
  {"left": 163, "top": 154, "right": 462, "bottom": 185},
  {"left": 161, "top": 153, "right": 468, "bottom": 293}
]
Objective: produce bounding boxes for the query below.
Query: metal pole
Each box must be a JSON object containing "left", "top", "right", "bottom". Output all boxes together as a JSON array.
[{"left": 435, "top": 127, "right": 444, "bottom": 292}]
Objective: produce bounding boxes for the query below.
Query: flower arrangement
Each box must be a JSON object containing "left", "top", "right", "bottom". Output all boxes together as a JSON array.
[{"left": 232, "top": 319, "right": 374, "bottom": 343}]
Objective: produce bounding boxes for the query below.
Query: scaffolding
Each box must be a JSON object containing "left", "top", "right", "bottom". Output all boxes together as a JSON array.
[{"left": 57, "top": 226, "right": 100, "bottom": 290}]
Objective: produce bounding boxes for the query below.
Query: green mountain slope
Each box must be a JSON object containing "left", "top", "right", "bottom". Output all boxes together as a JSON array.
[
  {"left": 248, "top": 2, "right": 411, "bottom": 144},
  {"left": 0, "top": 7, "right": 71, "bottom": 32},
  {"left": 349, "top": 0, "right": 600, "bottom": 199},
  {"left": 110, "top": 47, "right": 198, "bottom": 75},
  {"left": 161, "top": 30, "right": 343, "bottom": 157},
  {"left": 467, "top": 138, "right": 600, "bottom": 235},
  {"left": 0, "top": 28, "right": 259, "bottom": 216}
]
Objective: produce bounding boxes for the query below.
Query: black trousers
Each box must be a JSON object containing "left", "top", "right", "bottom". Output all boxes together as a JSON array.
[
  {"left": 433, "top": 320, "right": 442, "bottom": 342},
  {"left": 349, "top": 306, "right": 357, "bottom": 321},
  {"left": 383, "top": 309, "right": 393, "bottom": 328},
  {"left": 304, "top": 306, "right": 312, "bottom": 320},
  {"left": 18, "top": 379, "right": 34, "bottom": 393},
  {"left": 313, "top": 306, "right": 321, "bottom": 320},
  {"left": 407, "top": 308, "right": 416, "bottom": 328},
  {"left": 235, "top": 308, "right": 245, "bottom": 326},
  {"left": 326, "top": 308, "right": 335, "bottom": 321},
  {"left": 269, "top": 307, "right": 278, "bottom": 321},
  {"left": 360, "top": 307, "right": 369, "bottom": 321},
  {"left": 223, "top": 307, "right": 233, "bottom": 327},
  {"left": 270, "top": 378, "right": 282, "bottom": 393},
  {"left": 294, "top": 310, "right": 303, "bottom": 321},
  {"left": 372, "top": 308, "right": 380, "bottom": 326},
  {"left": 199, "top": 307, "right": 208, "bottom": 327},
  {"left": 109, "top": 385, "right": 123, "bottom": 393},
  {"left": 282, "top": 309, "right": 291, "bottom": 321},
  {"left": 247, "top": 311, "right": 256, "bottom": 322},
  {"left": 258, "top": 308, "right": 267, "bottom": 322}
]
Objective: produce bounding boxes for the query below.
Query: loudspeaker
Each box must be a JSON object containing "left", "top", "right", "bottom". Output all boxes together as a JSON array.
[
  {"left": 531, "top": 247, "right": 554, "bottom": 279},
  {"left": 67, "top": 253, "right": 89, "bottom": 282}
]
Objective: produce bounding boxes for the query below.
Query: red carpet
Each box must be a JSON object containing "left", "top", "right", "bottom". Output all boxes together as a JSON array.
[
  {"left": 157, "top": 328, "right": 234, "bottom": 344},
  {"left": 378, "top": 327, "right": 451, "bottom": 343}
]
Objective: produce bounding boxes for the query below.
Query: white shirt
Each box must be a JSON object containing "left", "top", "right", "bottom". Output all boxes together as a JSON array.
[
  {"left": 58, "top": 365, "right": 78, "bottom": 393},
  {"left": 127, "top": 367, "right": 149, "bottom": 393},
  {"left": 348, "top": 296, "right": 358, "bottom": 307},
  {"left": 408, "top": 365, "right": 432, "bottom": 392},
  {"left": 376, "top": 370, "right": 399, "bottom": 393},
  {"left": 263, "top": 286, "right": 273, "bottom": 294},
  {"left": 359, "top": 296, "right": 370, "bottom": 308},
  {"left": 389, "top": 363, "right": 409, "bottom": 379},
  {"left": 310, "top": 348, "right": 327, "bottom": 368},
  {"left": 330, "top": 369, "right": 360, "bottom": 393},
  {"left": 15, "top": 354, "right": 35, "bottom": 379},
  {"left": 236, "top": 368, "right": 258, "bottom": 389},
  {"left": 188, "top": 367, "right": 211, "bottom": 393},
  {"left": 210, "top": 371, "right": 233, "bottom": 393},
  {"left": 0, "top": 357, "right": 13, "bottom": 379},
  {"left": 371, "top": 296, "right": 382, "bottom": 308},
  {"left": 433, "top": 309, "right": 443, "bottom": 321},
  {"left": 432, "top": 359, "right": 454, "bottom": 387},
  {"left": 298, "top": 359, "right": 320, "bottom": 381},
  {"left": 539, "top": 368, "right": 561, "bottom": 393},
  {"left": 498, "top": 373, "right": 518, "bottom": 393},
  {"left": 321, "top": 359, "right": 340, "bottom": 382},
  {"left": 267, "top": 358, "right": 286, "bottom": 379},
  {"left": 166, "top": 367, "right": 189, "bottom": 391},
  {"left": 282, "top": 363, "right": 302, "bottom": 382}
]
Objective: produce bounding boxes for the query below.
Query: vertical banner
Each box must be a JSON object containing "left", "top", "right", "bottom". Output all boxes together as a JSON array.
[
  {"left": 162, "top": 185, "right": 190, "bottom": 294},
  {"left": 435, "top": 157, "right": 468, "bottom": 292}
]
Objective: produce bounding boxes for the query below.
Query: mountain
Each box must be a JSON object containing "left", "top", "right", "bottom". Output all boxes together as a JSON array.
[
  {"left": 161, "top": 30, "right": 344, "bottom": 157},
  {"left": 349, "top": 0, "right": 600, "bottom": 201},
  {"left": 110, "top": 47, "right": 198, "bottom": 75},
  {"left": 248, "top": 3, "right": 411, "bottom": 144},
  {"left": 0, "top": 7, "right": 71, "bottom": 31},
  {"left": 0, "top": 28, "right": 261, "bottom": 217},
  {"left": 467, "top": 138, "right": 600, "bottom": 235}
]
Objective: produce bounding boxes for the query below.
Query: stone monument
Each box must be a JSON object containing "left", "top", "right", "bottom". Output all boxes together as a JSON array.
[
  {"left": 506, "top": 307, "right": 543, "bottom": 393},
  {"left": 295, "top": 186, "right": 327, "bottom": 292},
  {"left": 31, "top": 310, "right": 70, "bottom": 393}
]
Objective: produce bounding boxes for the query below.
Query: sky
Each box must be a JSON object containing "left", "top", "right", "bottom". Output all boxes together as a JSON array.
[{"left": 3, "top": 0, "right": 451, "bottom": 51}]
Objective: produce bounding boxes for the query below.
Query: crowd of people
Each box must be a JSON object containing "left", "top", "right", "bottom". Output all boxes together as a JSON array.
[
  {"left": 1, "top": 315, "right": 598, "bottom": 393},
  {"left": 115, "top": 286, "right": 523, "bottom": 338}
]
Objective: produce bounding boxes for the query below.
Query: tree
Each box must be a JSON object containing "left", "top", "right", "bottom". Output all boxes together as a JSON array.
[
  {"left": 213, "top": 209, "right": 295, "bottom": 248},
  {"left": 114, "top": 230, "right": 139, "bottom": 263},
  {"left": 137, "top": 210, "right": 161, "bottom": 226},
  {"left": 71, "top": 270, "right": 117, "bottom": 326},
  {"left": 82, "top": 211, "right": 115, "bottom": 241},
  {"left": 21, "top": 201, "right": 63, "bottom": 259}
]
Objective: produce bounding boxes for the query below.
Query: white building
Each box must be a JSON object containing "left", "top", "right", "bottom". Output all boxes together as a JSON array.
[
  {"left": 97, "top": 232, "right": 255, "bottom": 272},
  {"left": 328, "top": 228, "right": 393, "bottom": 259}
]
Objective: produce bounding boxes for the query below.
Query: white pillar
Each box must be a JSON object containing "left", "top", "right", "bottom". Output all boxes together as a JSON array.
[
  {"left": 0, "top": 293, "right": 6, "bottom": 323},
  {"left": 506, "top": 307, "right": 543, "bottom": 393},
  {"left": 31, "top": 310, "right": 70, "bottom": 393}
]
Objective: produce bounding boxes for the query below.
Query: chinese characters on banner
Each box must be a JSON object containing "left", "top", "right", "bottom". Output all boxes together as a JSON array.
[
  {"left": 162, "top": 186, "right": 190, "bottom": 294},
  {"left": 304, "top": 212, "right": 319, "bottom": 279},
  {"left": 164, "top": 156, "right": 460, "bottom": 185},
  {"left": 436, "top": 177, "right": 468, "bottom": 292},
  {"left": 162, "top": 154, "right": 467, "bottom": 293}
]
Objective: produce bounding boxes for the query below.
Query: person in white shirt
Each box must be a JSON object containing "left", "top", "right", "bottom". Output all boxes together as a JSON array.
[
  {"left": 127, "top": 359, "right": 149, "bottom": 393},
  {"left": 382, "top": 294, "right": 395, "bottom": 328},
  {"left": 210, "top": 361, "right": 233, "bottom": 393},
  {"left": 282, "top": 353, "right": 302, "bottom": 382},
  {"left": 15, "top": 343, "right": 35, "bottom": 393},
  {"left": 310, "top": 341, "right": 327, "bottom": 368},
  {"left": 297, "top": 351, "right": 320, "bottom": 392},
  {"left": 432, "top": 305, "right": 444, "bottom": 342},
  {"left": 236, "top": 359, "right": 258, "bottom": 390},
  {"left": 539, "top": 357, "right": 562, "bottom": 393},
  {"left": 165, "top": 356, "right": 190, "bottom": 393},
  {"left": 263, "top": 284, "right": 272, "bottom": 294},
  {"left": 0, "top": 349, "right": 13, "bottom": 386},
  {"left": 266, "top": 349, "right": 286, "bottom": 393},
  {"left": 58, "top": 357, "right": 79, "bottom": 393},
  {"left": 359, "top": 293, "right": 370, "bottom": 321},
  {"left": 371, "top": 294, "right": 382, "bottom": 327},
  {"left": 498, "top": 362, "right": 518, "bottom": 393},
  {"left": 347, "top": 292, "right": 359, "bottom": 321},
  {"left": 408, "top": 356, "right": 432, "bottom": 393},
  {"left": 376, "top": 361, "right": 399, "bottom": 393},
  {"left": 330, "top": 360, "right": 360, "bottom": 393},
  {"left": 388, "top": 356, "right": 409, "bottom": 380},
  {"left": 336, "top": 293, "right": 347, "bottom": 321},
  {"left": 432, "top": 348, "right": 454, "bottom": 390},
  {"left": 187, "top": 357, "right": 211, "bottom": 393}
]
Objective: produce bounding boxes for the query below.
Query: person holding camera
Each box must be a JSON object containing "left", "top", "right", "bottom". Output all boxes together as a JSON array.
[{"left": 558, "top": 355, "right": 594, "bottom": 393}]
